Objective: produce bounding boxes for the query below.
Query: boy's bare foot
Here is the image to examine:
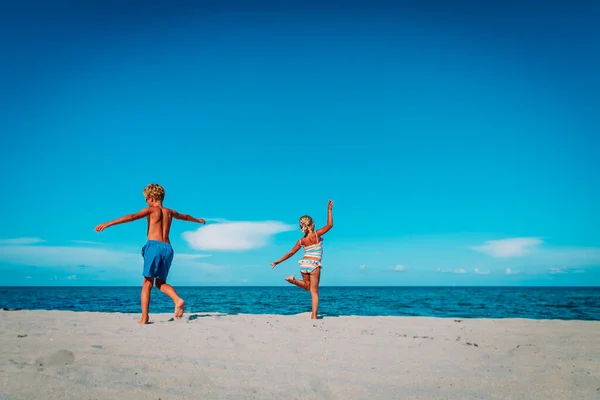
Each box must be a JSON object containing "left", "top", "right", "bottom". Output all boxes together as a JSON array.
[
  {"left": 284, "top": 275, "right": 295, "bottom": 283},
  {"left": 174, "top": 298, "right": 185, "bottom": 319},
  {"left": 138, "top": 317, "right": 150, "bottom": 324}
]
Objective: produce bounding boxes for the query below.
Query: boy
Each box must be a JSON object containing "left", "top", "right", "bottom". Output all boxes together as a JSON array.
[{"left": 95, "top": 184, "right": 205, "bottom": 324}]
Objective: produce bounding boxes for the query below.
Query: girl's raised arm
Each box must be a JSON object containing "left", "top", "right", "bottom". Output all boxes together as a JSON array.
[{"left": 316, "top": 200, "right": 334, "bottom": 236}]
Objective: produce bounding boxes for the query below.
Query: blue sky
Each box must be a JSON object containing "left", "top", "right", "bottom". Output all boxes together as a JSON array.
[{"left": 1, "top": 0, "right": 599, "bottom": 286}]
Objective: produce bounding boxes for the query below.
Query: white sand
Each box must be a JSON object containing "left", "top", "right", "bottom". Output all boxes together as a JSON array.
[{"left": 1, "top": 310, "right": 599, "bottom": 400}]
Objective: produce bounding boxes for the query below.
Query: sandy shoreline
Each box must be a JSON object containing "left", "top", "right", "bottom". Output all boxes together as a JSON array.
[{"left": 1, "top": 310, "right": 599, "bottom": 400}]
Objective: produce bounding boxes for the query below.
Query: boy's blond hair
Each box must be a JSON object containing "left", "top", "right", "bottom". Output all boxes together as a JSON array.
[{"left": 143, "top": 184, "right": 165, "bottom": 202}]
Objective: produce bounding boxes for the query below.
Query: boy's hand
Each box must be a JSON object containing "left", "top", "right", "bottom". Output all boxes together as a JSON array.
[
  {"left": 328, "top": 200, "right": 334, "bottom": 210},
  {"left": 95, "top": 223, "right": 108, "bottom": 233},
  {"left": 197, "top": 218, "right": 206, "bottom": 224},
  {"left": 270, "top": 261, "right": 278, "bottom": 269}
]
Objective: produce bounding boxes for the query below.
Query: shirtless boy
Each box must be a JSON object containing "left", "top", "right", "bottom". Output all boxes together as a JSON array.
[{"left": 95, "top": 184, "right": 205, "bottom": 324}]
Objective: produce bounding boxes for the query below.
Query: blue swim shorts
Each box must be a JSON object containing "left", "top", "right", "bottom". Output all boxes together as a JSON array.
[{"left": 141, "top": 240, "right": 174, "bottom": 281}]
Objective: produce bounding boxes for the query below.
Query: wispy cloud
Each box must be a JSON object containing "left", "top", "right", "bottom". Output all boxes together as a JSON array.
[
  {"left": 176, "top": 253, "right": 212, "bottom": 260},
  {"left": 0, "top": 245, "right": 141, "bottom": 269},
  {"left": 71, "top": 240, "right": 102, "bottom": 245},
  {"left": 504, "top": 268, "right": 520, "bottom": 275},
  {"left": 0, "top": 244, "right": 216, "bottom": 272},
  {"left": 536, "top": 247, "right": 600, "bottom": 269},
  {"left": 0, "top": 238, "right": 46, "bottom": 245},
  {"left": 437, "top": 268, "right": 467, "bottom": 274},
  {"left": 66, "top": 275, "right": 77, "bottom": 280},
  {"left": 549, "top": 267, "right": 565, "bottom": 274},
  {"left": 393, "top": 265, "right": 408, "bottom": 272},
  {"left": 359, "top": 264, "right": 367, "bottom": 270},
  {"left": 182, "top": 220, "right": 295, "bottom": 251},
  {"left": 471, "top": 237, "right": 542, "bottom": 258},
  {"left": 473, "top": 268, "right": 490, "bottom": 275}
]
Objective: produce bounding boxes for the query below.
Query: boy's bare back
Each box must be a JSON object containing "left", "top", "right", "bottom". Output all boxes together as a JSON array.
[
  {"left": 146, "top": 206, "right": 172, "bottom": 243},
  {"left": 145, "top": 207, "right": 200, "bottom": 244}
]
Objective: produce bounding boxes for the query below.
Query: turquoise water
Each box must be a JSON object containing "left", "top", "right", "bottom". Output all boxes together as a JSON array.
[{"left": 1, "top": 286, "right": 599, "bottom": 320}]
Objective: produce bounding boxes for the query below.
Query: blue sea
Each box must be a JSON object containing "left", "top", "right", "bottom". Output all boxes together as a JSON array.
[{"left": 1, "top": 286, "right": 599, "bottom": 320}]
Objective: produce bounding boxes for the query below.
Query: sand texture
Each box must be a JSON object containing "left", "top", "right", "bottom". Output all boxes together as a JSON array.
[{"left": 1, "top": 310, "right": 599, "bottom": 399}]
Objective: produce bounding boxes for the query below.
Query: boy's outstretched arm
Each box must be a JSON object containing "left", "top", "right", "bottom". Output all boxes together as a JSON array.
[
  {"left": 316, "top": 200, "right": 334, "bottom": 236},
  {"left": 270, "top": 242, "right": 301, "bottom": 269},
  {"left": 95, "top": 208, "right": 153, "bottom": 232},
  {"left": 172, "top": 210, "right": 206, "bottom": 224}
]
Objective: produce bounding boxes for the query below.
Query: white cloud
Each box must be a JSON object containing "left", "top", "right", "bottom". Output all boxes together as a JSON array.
[
  {"left": 504, "top": 268, "right": 520, "bottom": 275},
  {"left": 359, "top": 264, "right": 367, "bottom": 270},
  {"left": 66, "top": 275, "right": 77, "bottom": 280},
  {"left": 24, "top": 276, "right": 32, "bottom": 279},
  {"left": 437, "top": 268, "right": 467, "bottom": 274},
  {"left": 473, "top": 268, "right": 490, "bottom": 275},
  {"left": 182, "top": 220, "right": 295, "bottom": 251},
  {"left": 471, "top": 237, "right": 542, "bottom": 258},
  {"left": 0, "top": 238, "right": 46, "bottom": 245},
  {"left": 393, "top": 265, "right": 408, "bottom": 272}
]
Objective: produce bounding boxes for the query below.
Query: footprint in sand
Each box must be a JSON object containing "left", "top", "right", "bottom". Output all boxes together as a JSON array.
[{"left": 35, "top": 350, "right": 75, "bottom": 371}]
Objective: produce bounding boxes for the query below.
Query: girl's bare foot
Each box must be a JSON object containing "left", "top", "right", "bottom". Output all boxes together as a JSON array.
[
  {"left": 138, "top": 316, "right": 150, "bottom": 324},
  {"left": 174, "top": 298, "right": 185, "bottom": 319},
  {"left": 284, "top": 275, "right": 295, "bottom": 284}
]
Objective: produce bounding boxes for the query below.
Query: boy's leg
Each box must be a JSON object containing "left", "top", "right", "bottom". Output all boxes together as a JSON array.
[
  {"left": 155, "top": 279, "right": 185, "bottom": 319},
  {"left": 140, "top": 277, "right": 154, "bottom": 324}
]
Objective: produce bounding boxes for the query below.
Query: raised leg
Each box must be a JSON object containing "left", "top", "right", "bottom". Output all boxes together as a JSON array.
[
  {"left": 285, "top": 272, "right": 310, "bottom": 290},
  {"left": 155, "top": 279, "right": 185, "bottom": 319}
]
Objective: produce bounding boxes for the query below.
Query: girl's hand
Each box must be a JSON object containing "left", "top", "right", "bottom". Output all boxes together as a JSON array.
[
  {"left": 270, "top": 261, "right": 278, "bottom": 269},
  {"left": 328, "top": 200, "right": 334, "bottom": 210}
]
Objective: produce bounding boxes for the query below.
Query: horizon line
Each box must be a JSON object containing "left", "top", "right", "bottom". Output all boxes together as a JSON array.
[{"left": 1, "top": 285, "right": 599, "bottom": 289}]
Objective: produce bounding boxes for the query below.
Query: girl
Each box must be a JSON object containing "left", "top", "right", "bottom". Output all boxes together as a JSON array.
[{"left": 270, "top": 200, "right": 334, "bottom": 319}]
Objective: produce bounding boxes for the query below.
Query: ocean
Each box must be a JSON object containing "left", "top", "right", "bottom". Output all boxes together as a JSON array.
[{"left": 1, "top": 286, "right": 599, "bottom": 320}]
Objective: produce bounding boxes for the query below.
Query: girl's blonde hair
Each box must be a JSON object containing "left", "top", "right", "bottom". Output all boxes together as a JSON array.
[{"left": 299, "top": 215, "right": 314, "bottom": 236}]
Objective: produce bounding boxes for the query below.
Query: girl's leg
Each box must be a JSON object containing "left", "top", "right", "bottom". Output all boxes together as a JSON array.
[
  {"left": 309, "top": 268, "right": 321, "bottom": 319},
  {"left": 285, "top": 272, "right": 310, "bottom": 290}
]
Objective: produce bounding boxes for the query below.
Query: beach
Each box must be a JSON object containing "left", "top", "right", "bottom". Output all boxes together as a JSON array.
[{"left": 1, "top": 310, "right": 599, "bottom": 400}]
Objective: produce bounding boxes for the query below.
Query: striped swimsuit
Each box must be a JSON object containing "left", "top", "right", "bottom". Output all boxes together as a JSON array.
[{"left": 298, "top": 232, "right": 323, "bottom": 274}]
